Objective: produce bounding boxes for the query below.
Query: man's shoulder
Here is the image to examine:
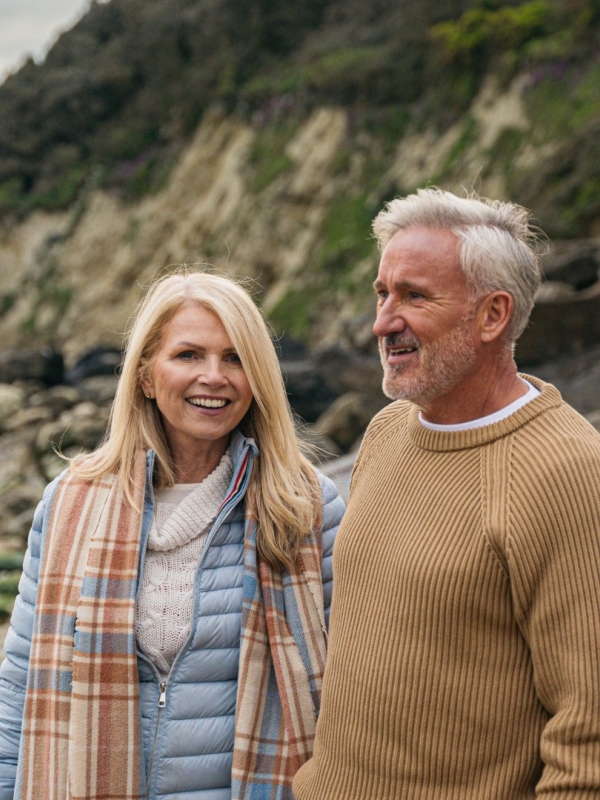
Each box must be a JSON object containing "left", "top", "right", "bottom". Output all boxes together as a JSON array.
[
  {"left": 350, "top": 401, "right": 412, "bottom": 488},
  {"left": 514, "top": 386, "right": 600, "bottom": 473},
  {"left": 369, "top": 399, "right": 412, "bottom": 429}
]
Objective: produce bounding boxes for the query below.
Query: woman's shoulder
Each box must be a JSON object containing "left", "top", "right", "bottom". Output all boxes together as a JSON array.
[{"left": 314, "top": 470, "right": 345, "bottom": 532}]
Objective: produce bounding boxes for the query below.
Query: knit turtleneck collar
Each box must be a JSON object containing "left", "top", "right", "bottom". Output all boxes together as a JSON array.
[
  {"left": 148, "top": 450, "right": 233, "bottom": 551},
  {"left": 408, "top": 375, "right": 562, "bottom": 452}
]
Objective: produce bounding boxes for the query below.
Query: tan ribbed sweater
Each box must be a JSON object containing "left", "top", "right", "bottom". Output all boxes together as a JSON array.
[{"left": 293, "top": 378, "right": 600, "bottom": 800}]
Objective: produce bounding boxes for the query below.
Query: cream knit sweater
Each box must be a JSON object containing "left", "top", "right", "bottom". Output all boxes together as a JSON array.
[
  {"left": 293, "top": 377, "right": 600, "bottom": 800},
  {"left": 136, "top": 452, "right": 233, "bottom": 676}
]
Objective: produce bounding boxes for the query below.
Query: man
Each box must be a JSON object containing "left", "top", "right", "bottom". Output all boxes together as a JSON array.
[{"left": 293, "top": 188, "right": 600, "bottom": 799}]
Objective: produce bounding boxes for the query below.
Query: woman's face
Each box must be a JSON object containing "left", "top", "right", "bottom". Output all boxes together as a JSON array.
[{"left": 142, "top": 304, "right": 254, "bottom": 465}]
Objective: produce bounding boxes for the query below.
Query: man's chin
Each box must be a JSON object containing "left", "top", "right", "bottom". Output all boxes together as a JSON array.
[{"left": 382, "top": 375, "right": 420, "bottom": 403}]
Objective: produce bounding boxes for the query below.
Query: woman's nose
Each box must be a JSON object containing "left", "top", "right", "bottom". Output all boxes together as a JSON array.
[{"left": 196, "top": 357, "right": 226, "bottom": 385}]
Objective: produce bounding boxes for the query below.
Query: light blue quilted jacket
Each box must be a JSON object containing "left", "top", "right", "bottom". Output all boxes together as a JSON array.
[{"left": 0, "top": 431, "right": 344, "bottom": 799}]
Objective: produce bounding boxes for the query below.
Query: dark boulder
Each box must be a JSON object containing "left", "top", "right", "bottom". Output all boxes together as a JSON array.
[
  {"left": 281, "top": 360, "right": 339, "bottom": 423},
  {"left": 66, "top": 346, "right": 122, "bottom": 384},
  {"left": 313, "top": 342, "right": 386, "bottom": 401},
  {"left": 517, "top": 282, "right": 600, "bottom": 365},
  {"left": 0, "top": 348, "right": 64, "bottom": 386},
  {"left": 541, "top": 240, "right": 600, "bottom": 290}
]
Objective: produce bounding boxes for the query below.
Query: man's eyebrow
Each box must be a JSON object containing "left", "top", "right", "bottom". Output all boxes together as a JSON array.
[{"left": 372, "top": 279, "right": 430, "bottom": 293}]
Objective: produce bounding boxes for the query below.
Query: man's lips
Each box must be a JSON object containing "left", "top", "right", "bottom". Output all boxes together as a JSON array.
[{"left": 382, "top": 335, "right": 419, "bottom": 361}]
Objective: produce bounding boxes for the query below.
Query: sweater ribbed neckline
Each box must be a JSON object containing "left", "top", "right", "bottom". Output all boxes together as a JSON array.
[{"left": 408, "top": 375, "right": 562, "bottom": 452}]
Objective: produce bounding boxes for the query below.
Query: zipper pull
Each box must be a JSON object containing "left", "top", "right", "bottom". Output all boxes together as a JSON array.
[{"left": 158, "top": 681, "right": 167, "bottom": 708}]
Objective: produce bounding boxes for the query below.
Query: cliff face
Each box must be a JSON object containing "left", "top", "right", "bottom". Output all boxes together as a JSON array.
[{"left": 1, "top": 66, "right": 598, "bottom": 361}]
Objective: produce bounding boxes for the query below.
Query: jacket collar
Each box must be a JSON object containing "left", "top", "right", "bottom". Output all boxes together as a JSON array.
[{"left": 144, "top": 428, "right": 258, "bottom": 488}]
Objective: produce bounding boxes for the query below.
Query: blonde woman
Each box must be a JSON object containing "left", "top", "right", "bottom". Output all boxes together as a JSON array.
[{"left": 0, "top": 271, "right": 344, "bottom": 800}]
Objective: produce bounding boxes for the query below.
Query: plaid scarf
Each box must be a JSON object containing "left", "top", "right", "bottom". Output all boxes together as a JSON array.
[
  {"left": 17, "top": 450, "right": 147, "bottom": 800},
  {"left": 18, "top": 450, "right": 327, "bottom": 800},
  {"left": 232, "top": 508, "right": 327, "bottom": 800}
]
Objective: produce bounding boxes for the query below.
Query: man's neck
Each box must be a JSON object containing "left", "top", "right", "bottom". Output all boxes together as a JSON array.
[{"left": 419, "top": 359, "right": 528, "bottom": 425}]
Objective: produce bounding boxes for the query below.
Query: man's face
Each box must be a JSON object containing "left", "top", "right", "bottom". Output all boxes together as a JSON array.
[{"left": 373, "top": 227, "right": 480, "bottom": 408}]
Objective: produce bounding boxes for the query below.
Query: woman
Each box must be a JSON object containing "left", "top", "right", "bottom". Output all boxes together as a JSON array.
[{"left": 0, "top": 271, "right": 344, "bottom": 800}]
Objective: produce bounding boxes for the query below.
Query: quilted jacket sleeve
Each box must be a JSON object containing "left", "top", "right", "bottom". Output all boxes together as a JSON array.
[
  {"left": 0, "top": 479, "right": 58, "bottom": 799},
  {"left": 319, "top": 474, "right": 345, "bottom": 628}
]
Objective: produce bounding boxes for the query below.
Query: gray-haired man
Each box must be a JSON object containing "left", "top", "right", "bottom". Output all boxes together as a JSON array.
[{"left": 293, "top": 189, "right": 600, "bottom": 800}]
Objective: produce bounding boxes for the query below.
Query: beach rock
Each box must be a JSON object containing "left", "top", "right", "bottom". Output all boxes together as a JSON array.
[
  {"left": 541, "top": 240, "right": 600, "bottom": 289},
  {"left": 313, "top": 391, "right": 385, "bottom": 452},
  {"left": 66, "top": 346, "right": 122, "bottom": 383},
  {"left": 0, "top": 385, "right": 25, "bottom": 427},
  {"left": 0, "top": 348, "right": 64, "bottom": 386},
  {"left": 313, "top": 342, "right": 385, "bottom": 400},
  {"left": 517, "top": 281, "right": 600, "bottom": 364},
  {"left": 281, "top": 359, "right": 339, "bottom": 422}
]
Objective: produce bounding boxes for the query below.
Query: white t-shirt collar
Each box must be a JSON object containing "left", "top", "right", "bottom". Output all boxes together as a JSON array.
[{"left": 418, "top": 381, "right": 541, "bottom": 432}]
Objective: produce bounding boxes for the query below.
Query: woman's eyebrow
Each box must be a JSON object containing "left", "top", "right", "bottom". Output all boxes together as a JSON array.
[{"left": 175, "top": 341, "right": 237, "bottom": 353}]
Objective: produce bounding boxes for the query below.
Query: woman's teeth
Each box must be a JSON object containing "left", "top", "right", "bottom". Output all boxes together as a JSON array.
[{"left": 187, "top": 397, "right": 227, "bottom": 408}]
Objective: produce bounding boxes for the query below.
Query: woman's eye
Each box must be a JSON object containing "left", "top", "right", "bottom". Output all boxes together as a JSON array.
[
  {"left": 177, "top": 351, "right": 196, "bottom": 360},
  {"left": 225, "top": 352, "right": 242, "bottom": 364}
]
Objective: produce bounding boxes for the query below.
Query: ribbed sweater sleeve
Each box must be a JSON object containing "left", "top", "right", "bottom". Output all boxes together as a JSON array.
[{"left": 488, "top": 405, "right": 600, "bottom": 797}]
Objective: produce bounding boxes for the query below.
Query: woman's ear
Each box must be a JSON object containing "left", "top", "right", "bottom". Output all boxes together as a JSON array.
[
  {"left": 139, "top": 365, "right": 154, "bottom": 398},
  {"left": 479, "top": 291, "right": 514, "bottom": 344}
]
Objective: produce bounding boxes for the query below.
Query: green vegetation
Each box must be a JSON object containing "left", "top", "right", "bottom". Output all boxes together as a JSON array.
[
  {"left": 242, "top": 45, "right": 394, "bottom": 105},
  {"left": 432, "top": 1, "right": 551, "bottom": 66},
  {"left": 268, "top": 285, "right": 319, "bottom": 340},
  {"left": 247, "top": 120, "right": 296, "bottom": 193},
  {"left": 0, "top": 552, "right": 24, "bottom": 572},
  {"left": 318, "top": 193, "right": 374, "bottom": 275},
  {"left": 269, "top": 190, "right": 376, "bottom": 340},
  {"left": 526, "top": 61, "right": 600, "bottom": 141},
  {"left": 438, "top": 115, "right": 479, "bottom": 178}
]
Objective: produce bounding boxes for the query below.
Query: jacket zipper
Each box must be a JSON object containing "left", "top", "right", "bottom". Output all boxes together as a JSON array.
[
  {"left": 158, "top": 681, "right": 167, "bottom": 708},
  {"left": 141, "top": 447, "right": 254, "bottom": 798}
]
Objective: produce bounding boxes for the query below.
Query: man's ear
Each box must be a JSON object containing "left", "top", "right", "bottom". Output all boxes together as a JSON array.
[{"left": 479, "top": 291, "right": 514, "bottom": 343}]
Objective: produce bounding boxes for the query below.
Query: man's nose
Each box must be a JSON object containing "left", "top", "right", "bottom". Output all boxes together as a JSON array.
[{"left": 373, "top": 299, "right": 405, "bottom": 338}]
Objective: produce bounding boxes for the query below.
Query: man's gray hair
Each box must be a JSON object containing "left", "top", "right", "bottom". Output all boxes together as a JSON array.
[{"left": 373, "top": 188, "right": 544, "bottom": 340}]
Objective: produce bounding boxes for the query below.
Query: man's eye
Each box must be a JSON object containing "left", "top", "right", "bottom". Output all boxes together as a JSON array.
[
  {"left": 408, "top": 292, "right": 423, "bottom": 300},
  {"left": 377, "top": 291, "right": 388, "bottom": 301}
]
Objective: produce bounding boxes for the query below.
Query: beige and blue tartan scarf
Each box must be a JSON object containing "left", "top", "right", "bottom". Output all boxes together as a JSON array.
[
  {"left": 18, "top": 450, "right": 327, "bottom": 800},
  {"left": 232, "top": 508, "right": 327, "bottom": 800}
]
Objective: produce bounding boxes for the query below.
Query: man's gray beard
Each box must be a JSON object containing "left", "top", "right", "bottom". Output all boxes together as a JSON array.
[{"left": 380, "top": 317, "right": 478, "bottom": 406}]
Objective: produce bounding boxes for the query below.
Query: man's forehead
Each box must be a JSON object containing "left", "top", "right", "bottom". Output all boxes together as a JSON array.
[{"left": 376, "top": 227, "right": 462, "bottom": 283}]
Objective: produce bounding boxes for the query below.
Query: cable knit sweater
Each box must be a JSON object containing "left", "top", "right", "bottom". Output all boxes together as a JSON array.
[
  {"left": 136, "top": 452, "right": 233, "bottom": 675},
  {"left": 293, "top": 377, "right": 600, "bottom": 800}
]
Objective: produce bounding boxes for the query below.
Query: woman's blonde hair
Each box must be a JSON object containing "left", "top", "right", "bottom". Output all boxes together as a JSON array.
[{"left": 71, "top": 268, "right": 321, "bottom": 570}]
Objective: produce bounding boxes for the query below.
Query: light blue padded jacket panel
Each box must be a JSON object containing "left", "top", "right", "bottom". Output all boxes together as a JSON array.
[
  {"left": 0, "top": 475, "right": 63, "bottom": 800},
  {"left": 0, "top": 450, "right": 344, "bottom": 800}
]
